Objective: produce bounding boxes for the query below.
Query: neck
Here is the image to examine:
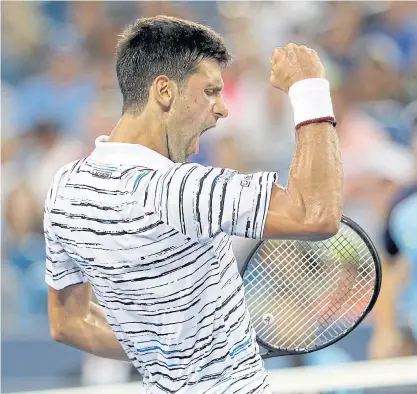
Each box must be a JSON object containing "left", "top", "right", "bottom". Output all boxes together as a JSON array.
[{"left": 108, "top": 112, "right": 169, "bottom": 158}]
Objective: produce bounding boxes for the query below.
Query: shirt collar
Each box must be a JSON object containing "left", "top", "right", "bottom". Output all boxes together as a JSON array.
[{"left": 90, "top": 135, "right": 174, "bottom": 169}]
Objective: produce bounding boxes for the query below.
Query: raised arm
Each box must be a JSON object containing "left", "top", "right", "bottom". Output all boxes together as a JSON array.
[
  {"left": 264, "top": 44, "right": 343, "bottom": 239},
  {"left": 264, "top": 122, "right": 342, "bottom": 239},
  {"left": 142, "top": 44, "right": 342, "bottom": 243}
]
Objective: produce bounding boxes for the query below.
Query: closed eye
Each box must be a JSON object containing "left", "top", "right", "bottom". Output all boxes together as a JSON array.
[{"left": 205, "top": 88, "right": 222, "bottom": 97}]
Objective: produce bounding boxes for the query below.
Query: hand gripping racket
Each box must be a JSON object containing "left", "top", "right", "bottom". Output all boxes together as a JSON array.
[{"left": 242, "top": 215, "right": 382, "bottom": 358}]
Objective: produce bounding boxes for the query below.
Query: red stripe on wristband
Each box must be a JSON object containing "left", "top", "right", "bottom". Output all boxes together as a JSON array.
[{"left": 295, "top": 116, "right": 337, "bottom": 131}]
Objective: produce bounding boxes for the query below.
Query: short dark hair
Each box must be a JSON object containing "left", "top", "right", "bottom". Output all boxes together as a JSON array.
[{"left": 116, "top": 15, "right": 232, "bottom": 114}]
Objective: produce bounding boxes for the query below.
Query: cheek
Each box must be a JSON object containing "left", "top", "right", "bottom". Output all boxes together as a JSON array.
[
  {"left": 174, "top": 94, "right": 212, "bottom": 129},
  {"left": 189, "top": 91, "right": 213, "bottom": 113},
  {"left": 186, "top": 105, "right": 210, "bottom": 127}
]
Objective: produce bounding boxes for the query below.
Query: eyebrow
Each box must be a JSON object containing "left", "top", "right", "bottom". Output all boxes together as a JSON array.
[{"left": 206, "top": 84, "right": 224, "bottom": 91}]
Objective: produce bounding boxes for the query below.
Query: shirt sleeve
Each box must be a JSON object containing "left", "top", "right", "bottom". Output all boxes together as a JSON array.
[
  {"left": 44, "top": 180, "right": 88, "bottom": 290},
  {"left": 143, "top": 163, "right": 278, "bottom": 243}
]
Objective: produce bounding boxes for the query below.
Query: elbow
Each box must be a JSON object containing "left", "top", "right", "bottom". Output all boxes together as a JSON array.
[
  {"left": 50, "top": 322, "right": 69, "bottom": 344},
  {"left": 50, "top": 326, "right": 65, "bottom": 343},
  {"left": 264, "top": 186, "right": 342, "bottom": 240},
  {"left": 303, "top": 190, "right": 343, "bottom": 239},
  {"left": 305, "top": 208, "right": 342, "bottom": 240},
  {"left": 312, "top": 217, "right": 340, "bottom": 239}
]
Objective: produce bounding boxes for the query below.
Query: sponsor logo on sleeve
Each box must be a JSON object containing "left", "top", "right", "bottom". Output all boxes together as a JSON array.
[
  {"left": 217, "top": 169, "right": 238, "bottom": 184},
  {"left": 241, "top": 174, "right": 253, "bottom": 187}
]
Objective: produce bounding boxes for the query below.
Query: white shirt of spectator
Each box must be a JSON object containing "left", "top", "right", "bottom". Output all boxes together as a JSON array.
[{"left": 44, "top": 135, "right": 277, "bottom": 393}]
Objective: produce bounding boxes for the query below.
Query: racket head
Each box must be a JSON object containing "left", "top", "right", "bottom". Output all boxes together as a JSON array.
[{"left": 242, "top": 215, "right": 382, "bottom": 357}]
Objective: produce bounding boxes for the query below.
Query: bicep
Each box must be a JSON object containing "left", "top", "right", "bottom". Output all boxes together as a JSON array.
[
  {"left": 263, "top": 184, "right": 338, "bottom": 240},
  {"left": 263, "top": 185, "right": 309, "bottom": 238}
]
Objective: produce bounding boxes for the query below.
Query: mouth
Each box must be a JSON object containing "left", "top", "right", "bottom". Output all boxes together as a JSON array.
[
  {"left": 189, "top": 125, "right": 217, "bottom": 156},
  {"left": 201, "top": 124, "right": 216, "bottom": 136}
]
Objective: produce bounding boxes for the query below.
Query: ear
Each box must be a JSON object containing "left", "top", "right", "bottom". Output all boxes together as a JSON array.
[{"left": 151, "top": 75, "right": 177, "bottom": 111}]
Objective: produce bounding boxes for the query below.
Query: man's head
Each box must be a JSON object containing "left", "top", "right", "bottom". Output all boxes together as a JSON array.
[{"left": 116, "top": 16, "right": 232, "bottom": 162}]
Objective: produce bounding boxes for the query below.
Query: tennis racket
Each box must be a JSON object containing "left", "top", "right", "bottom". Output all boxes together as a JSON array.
[{"left": 241, "top": 215, "right": 382, "bottom": 358}]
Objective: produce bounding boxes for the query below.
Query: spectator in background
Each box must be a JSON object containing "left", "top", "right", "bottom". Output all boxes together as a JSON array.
[
  {"left": 3, "top": 183, "right": 46, "bottom": 327},
  {"left": 3, "top": 183, "right": 41, "bottom": 262},
  {"left": 13, "top": 47, "right": 96, "bottom": 140},
  {"left": 1, "top": 137, "right": 21, "bottom": 213},
  {"left": 24, "top": 121, "right": 84, "bottom": 208},
  {"left": 330, "top": 65, "right": 414, "bottom": 245},
  {"left": 365, "top": 2, "right": 417, "bottom": 75},
  {"left": 368, "top": 106, "right": 417, "bottom": 359},
  {"left": 5, "top": 183, "right": 52, "bottom": 326},
  {"left": 349, "top": 33, "right": 404, "bottom": 104},
  {"left": 369, "top": 186, "right": 417, "bottom": 359},
  {"left": 1, "top": 2, "right": 46, "bottom": 84},
  {"left": 69, "top": 1, "right": 106, "bottom": 55},
  {"left": 80, "top": 60, "right": 123, "bottom": 152},
  {"left": 319, "top": 2, "right": 365, "bottom": 74}
]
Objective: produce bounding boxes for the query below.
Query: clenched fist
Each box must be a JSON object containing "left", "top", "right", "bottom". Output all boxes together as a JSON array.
[{"left": 270, "top": 43, "right": 326, "bottom": 93}]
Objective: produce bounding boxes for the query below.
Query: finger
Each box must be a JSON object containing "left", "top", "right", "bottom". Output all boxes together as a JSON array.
[
  {"left": 309, "top": 48, "right": 319, "bottom": 59},
  {"left": 271, "top": 47, "right": 284, "bottom": 63},
  {"left": 286, "top": 42, "right": 298, "bottom": 51},
  {"left": 286, "top": 49, "right": 295, "bottom": 58}
]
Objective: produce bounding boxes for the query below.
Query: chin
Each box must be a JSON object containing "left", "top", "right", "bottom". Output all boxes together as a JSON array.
[{"left": 170, "top": 153, "right": 188, "bottom": 164}]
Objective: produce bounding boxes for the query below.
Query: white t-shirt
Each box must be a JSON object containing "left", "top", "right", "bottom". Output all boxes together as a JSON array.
[{"left": 44, "top": 135, "right": 277, "bottom": 394}]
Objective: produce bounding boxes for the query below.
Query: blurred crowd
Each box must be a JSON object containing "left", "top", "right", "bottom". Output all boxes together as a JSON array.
[{"left": 2, "top": 0, "right": 417, "bottom": 388}]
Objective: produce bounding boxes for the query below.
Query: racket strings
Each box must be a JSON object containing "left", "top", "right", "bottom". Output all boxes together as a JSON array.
[
  {"left": 250, "top": 244, "right": 348, "bottom": 344},
  {"left": 286, "top": 252, "right": 374, "bottom": 347},
  {"left": 253, "top": 258, "right": 352, "bottom": 348},
  {"left": 247, "top": 239, "right": 351, "bottom": 327},
  {"left": 243, "top": 224, "right": 376, "bottom": 352},
  {"left": 311, "top": 276, "right": 374, "bottom": 347},
  {"left": 289, "top": 265, "right": 375, "bottom": 349},
  {"left": 245, "top": 253, "right": 330, "bottom": 341}
]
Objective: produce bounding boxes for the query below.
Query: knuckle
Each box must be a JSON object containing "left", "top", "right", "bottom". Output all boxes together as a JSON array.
[
  {"left": 271, "top": 48, "right": 282, "bottom": 60},
  {"left": 310, "top": 49, "right": 319, "bottom": 58}
]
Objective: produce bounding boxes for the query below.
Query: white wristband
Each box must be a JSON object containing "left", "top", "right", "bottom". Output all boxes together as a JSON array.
[{"left": 288, "top": 78, "right": 335, "bottom": 128}]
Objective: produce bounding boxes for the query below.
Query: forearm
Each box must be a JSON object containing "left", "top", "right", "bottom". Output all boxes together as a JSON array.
[
  {"left": 89, "top": 301, "right": 110, "bottom": 329},
  {"left": 53, "top": 306, "right": 130, "bottom": 362},
  {"left": 287, "top": 122, "right": 343, "bottom": 228}
]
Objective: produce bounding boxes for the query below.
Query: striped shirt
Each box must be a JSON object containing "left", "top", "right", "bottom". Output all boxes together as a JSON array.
[{"left": 44, "top": 135, "right": 277, "bottom": 394}]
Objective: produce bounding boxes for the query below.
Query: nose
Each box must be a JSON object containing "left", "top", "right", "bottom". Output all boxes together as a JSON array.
[{"left": 214, "top": 95, "right": 229, "bottom": 119}]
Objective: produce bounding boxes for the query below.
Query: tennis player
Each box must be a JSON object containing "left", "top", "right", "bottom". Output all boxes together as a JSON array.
[{"left": 45, "top": 16, "right": 343, "bottom": 393}]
